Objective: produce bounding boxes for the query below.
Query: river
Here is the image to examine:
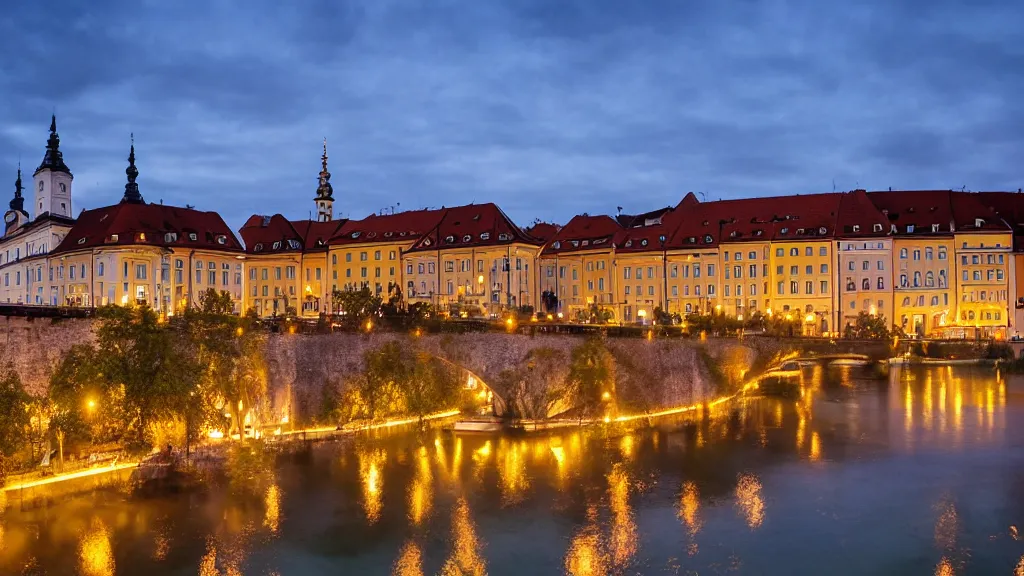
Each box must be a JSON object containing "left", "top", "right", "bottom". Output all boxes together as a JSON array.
[{"left": 1, "top": 365, "right": 1023, "bottom": 575}]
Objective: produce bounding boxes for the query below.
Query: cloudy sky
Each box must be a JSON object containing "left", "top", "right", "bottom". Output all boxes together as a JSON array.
[{"left": 1, "top": 0, "right": 1021, "bottom": 233}]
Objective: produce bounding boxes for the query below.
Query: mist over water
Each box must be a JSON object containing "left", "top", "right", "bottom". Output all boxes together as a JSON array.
[{"left": 2, "top": 365, "right": 1023, "bottom": 575}]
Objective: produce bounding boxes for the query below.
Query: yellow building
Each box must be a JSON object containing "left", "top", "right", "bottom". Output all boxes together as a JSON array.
[
  {"left": 404, "top": 203, "right": 542, "bottom": 316},
  {"left": 48, "top": 143, "right": 245, "bottom": 314},
  {"left": 328, "top": 209, "right": 443, "bottom": 309},
  {"left": 537, "top": 214, "right": 620, "bottom": 320}
]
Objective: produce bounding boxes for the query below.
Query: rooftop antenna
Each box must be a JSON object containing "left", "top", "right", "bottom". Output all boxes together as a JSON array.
[
  {"left": 697, "top": 191, "right": 706, "bottom": 202},
  {"left": 616, "top": 206, "right": 623, "bottom": 215},
  {"left": 832, "top": 178, "right": 836, "bottom": 192}
]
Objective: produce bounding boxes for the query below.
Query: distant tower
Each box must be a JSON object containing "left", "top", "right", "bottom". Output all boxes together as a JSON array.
[
  {"left": 315, "top": 138, "right": 334, "bottom": 222},
  {"left": 33, "top": 114, "right": 73, "bottom": 219},
  {"left": 4, "top": 164, "right": 30, "bottom": 236},
  {"left": 120, "top": 134, "right": 145, "bottom": 204}
]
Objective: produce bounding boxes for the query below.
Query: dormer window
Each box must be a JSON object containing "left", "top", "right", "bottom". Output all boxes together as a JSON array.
[
  {"left": 730, "top": 231, "right": 738, "bottom": 238},
  {"left": 445, "top": 235, "right": 455, "bottom": 243},
  {"left": 272, "top": 241, "right": 282, "bottom": 250},
  {"left": 498, "top": 233, "right": 512, "bottom": 241},
  {"left": 287, "top": 239, "right": 301, "bottom": 249},
  {"left": 552, "top": 241, "right": 561, "bottom": 249},
  {"left": 624, "top": 240, "right": 632, "bottom": 247},
  {"left": 819, "top": 227, "right": 826, "bottom": 235},
  {"left": 906, "top": 225, "right": 915, "bottom": 233},
  {"left": 384, "top": 232, "right": 393, "bottom": 238},
  {"left": 780, "top": 228, "right": 788, "bottom": 235},
  {"left": 852, "top": 225, "right": 860, "bottom": 232},
  {"left": 796, "top": 228, "right": 805, "bottom": 235},
  {"left": 658, "top": 235, "right": 666, "bottom": 242},
  {"left": 254, "top": 243, "right": 263, "bottom": 252},
  {"left": 931, "top": 224, "right": 940, "bottom": 233},
  {"left": 640, "top": 239, "right": 648, "bottom": 246},
  {"left": 399, "top": 232, "right": 407, "bottom": 237},
  {"left": 351, "top": 232, "right": 361, "bottom": 239},
  {"left": 975, "top": 218, "right": 984, "bottom": 227},
  {"left": 77, "top": 237, "right": 86, "bottom": 245},
  {"left": 165, "top": 232, "right": 178, "bottom": 243},
  {"left": 480, "top": 232, "right": 490, "bottom": 241},
  {"left": 703, "top": 235, "right": 712, "bottom": 243},
  {"left": 571, "top": 240, "right": 579, "bottom": 247},
  {"left": 873, "top": 224, "right": 883, "bottom": 233},
  {"left": 366, "top": 232, "right": 377, "bottom": 239},
  {"left": 688, "top": 236, "right": 696, "bottom": 243},
  {"left": 108, "top": 234, "right": 119, "bottom": 243},
  {"left": 423, "top": 238, "right": 432, "bottom": 247},
  {"left": 594, "top": 238, "right": 606, "bottom": 245},
  {"left": 462, "top": 234, "right": 472, "bottom": 242},
  {"left": 581, "top": 240, "right": 589, "bottom": 247},
  {"left": 189, "top": 232, "right": 198, "bottom": 241},
  {"left": 138, "top": 233, "right": 147, "bottom": 241},
  {"left": 753, "top": 230, "right": 763, "bottom": 236}
]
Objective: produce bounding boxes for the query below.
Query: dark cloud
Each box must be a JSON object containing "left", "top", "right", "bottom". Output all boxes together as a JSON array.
[{"left": 1, "top": 0, "right": 1022, "bottom": 234}]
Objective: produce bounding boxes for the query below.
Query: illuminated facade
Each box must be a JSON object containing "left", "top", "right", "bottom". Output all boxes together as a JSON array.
[{"left": 537, "top": 214, "right": 620, "bottom": 319}]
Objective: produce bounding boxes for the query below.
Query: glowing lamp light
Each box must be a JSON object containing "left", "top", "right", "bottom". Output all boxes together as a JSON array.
[
  {"left": 236, "top": 327, "right": 244, "bottom": 337},
  {"left": 120, "top": 294, "right": 129, "bottom": 305},
  {"left": 365, "top": 319, "right": 373, "bottom": 331},
  {"left": 766, "top": 308, "right": 773, "bottom": 317},
  {"left": 603, "top": 416, "right": 611, "bottom": 424},
  {"left": 305, "top": 285, "right": 312, "bottom": 294},
  {"left": 477, "top": 275, "right": 484, "bottom": 284},
  {"left": 715, "top": 304, "right": 722, "bottom": 312},
  {"left": 737, "top": 314, "right": 744, "bottom": 321},
  {"left": 805, "top": 314, "right": 815, "bottom": 323},
  {"left": 86, "top": 399, "right": 96, "bottom": 411},
  {"left": 208, "top": 430, "right": 224, "bottom": 439},
  {"left": 546, "top": 314, "right": 553, "bottom": 321},
  {"left": 637, "top": 309, "right": 647, "bottom": 318},
  {"left": 785, "top": 314, "right": 793, "bottom": 321},
  {"left": 602, "top": 391, "right": 611, "bottom": 401},
  {"left": 557, "top": 312, "right": 564, "bottom": 319}
]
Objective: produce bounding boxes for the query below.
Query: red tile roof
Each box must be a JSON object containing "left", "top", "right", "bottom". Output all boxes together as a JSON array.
[
  {"left": 239, "top": 214, "right": 303, "bottom": 254},
  {"left": 290, "top": 219, "right": 347, "bottom": 252},
  {"left": 406, "top": 202, "right": 540, "bottom": 253},
  {"left": 975, "top": 192, "right": 1024, "bottom": 250},
  {"left": 867, "top": 190, "right": 1010, "bottom": 236},
  {"left": 616, "top": 193, "right": 697, "bottom": 253},
  {"left": 524, "top": 222, "right": 560, "bottom": 242},
  {"left": 54, "top": 202, "right": 243, "bottom": 255},
  {"left": 541, "top": 214, "right": 622, "bottom": 255},
  {"left": 330, "top": 209, "right": 445, "bottom": 246}
]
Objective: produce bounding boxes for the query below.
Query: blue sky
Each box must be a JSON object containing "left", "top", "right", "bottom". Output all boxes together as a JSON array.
[{"left": 1, "top": 0, "right": 1022, "bottom": 233}]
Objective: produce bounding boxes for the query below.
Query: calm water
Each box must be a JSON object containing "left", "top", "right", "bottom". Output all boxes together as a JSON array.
[{"left": 2, "top": 365, "right": 1024, "bottom": 575}]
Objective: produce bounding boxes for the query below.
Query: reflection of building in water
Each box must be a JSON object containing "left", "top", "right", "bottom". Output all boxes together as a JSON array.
[
  {"left": 409, "top": 446, "right": 432, "bottom": 525},
  {"left": 441, "top": 497, "right": 487, "bottom": 576},
  {"left": 359, "top": 448, "right": 386, "bottom": 525},
  {"left": 393, "top": 541, "right": 424, "bottom": 576},
  {"left": 678, "top": 480, "right": 701, "bottom": 556},
  {"left": 78, "top": 518, "right": 114, "bottom": 576},
  {"left": 735, "top": 473, "right": 765, "bottom": 529},
  {"left": 565, "top": 505, "right": 607, "bottom": 576},
  {"left": 608, "top": 463, "right": 637, "bottom": 569}
]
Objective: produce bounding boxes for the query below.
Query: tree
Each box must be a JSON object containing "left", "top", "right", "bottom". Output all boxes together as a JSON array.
[
  {"left": 403, "top": 351, "right": 460, "bottom": 421},
  {"left": 382, "top": 285, "right": 404, "bottom": 315},
  {"left": 92, "top": 304, "right": 201, "bottom": 452},
  {"left": 0, "top": 364, "right": 30, "bottom": 484},
  {"left": 359, "top": 341, "right": 408, "bottom": 419},
  {"left": 843, "top": 312, "right": 891, "bottom": 340},
  {"left": 566, "top": 337, "right": 617, "bottom": 418},
  {"left": 493, "top": 347, "right": 570, "bottom": 419},
  {"left": 574, "top": 304, "right": 614, "bottom": 324},
  {"left": 332, "top": 287, "right": 382, "bottom": 328},
  {"left": 48, "top": 344, "right": 105, "bottom": 470},
  {"left": 181, "top": 289, "right": 266, "bottom": 441},
  {"left": 407, "top": 302, "right": 433, "bottom": 321}
]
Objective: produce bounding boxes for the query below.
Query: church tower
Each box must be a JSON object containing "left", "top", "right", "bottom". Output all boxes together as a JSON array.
[
  {"left": 120, "top": 134, "right": 145, "bottom": 204},
  {"left": 315, "top": 138, "right": 334, "bottom": 222},
  {"left": 33, "top": 115, "right": 73, "bottom": 219},
  {"left": 4, "top": 165, "right": 30, "bottom": 236}
]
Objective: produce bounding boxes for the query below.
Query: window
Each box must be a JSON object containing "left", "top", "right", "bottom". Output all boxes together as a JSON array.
[
  {"left": 900, "top": 248, "right": 908, "bottom": 259},
  {"left": 790, "top": 266, "right": 798, "bottom": 275},
  {"left": 790, "top": 281, "right": 798, "bottom": 294},
  {"left": 805, "top": 281, "right": 813, "bottom": 294},
  {"left": 819, "top": 247, "right": 827, "bottom": 256},
  {"left": 820, "top": 281, "right": 827, "bottom": 294},
  {"left": 862, "top": 261, "right": 869, "bottom": 271},
  {"left": 820, "top": 264, "right": 828, "bottom": 274},
  {"left": 913, "top": 271, "right": 921, "bottom": 287},
  {"left": 913, "top": 250, "right": 921, "bottom": 261},
  {"left": 445, "top": 261, "right": 454, "bottom": 273},
  {"left": 900, "top": 274, "right": 907, "bottom": 287},
  {"left": 938, "top": 248, "right": 947, "bottom": 260},
  {"left": 925, "top": 247, "right": 933, "bottom": 260},
  {"left": 748, "top": 251, "right": 756, "bottom": 260},
  {"left": 724, "top": 252, "right": 729, "bottom": 262},
  {"left": 136, "top": 264, "right": 147, "bottom": 279},
  {"left": 670, "top": 265, "right": 678, "bottom": 278},
  {"left": 209, "top": 270, "right": 216, "bottom": 285},
  {"left": 805, "top": 265, "right": 812, "bottom": 275},
  {"left": 877, "top": 260, "right": 884, "bottom": 270},
  {"left": 925, "top": 272, "right": 934, "bottom": 287},
  {"left": 625, "top": 286, "right": 631, "bottom": 295},
  {"left": 848, "top": 261, "right": 855, "bottom": 271},
  {"left": 778, "top": 281, "right": 785, "bottom": 294},
  {"left": 846, "top": 278, "right": 855, "bottom": 291},
  {"left": 877, "top": 277, "right": 884, "bottom": 290},
  {"left": 862, "top": 278, "right": 870, "bottom": 290},
  {"left": 707, "top": 264, "right": 715, "bottom": 276},
  {"left": 789, "top": 248, "right": 798, "bottom": 256},
  {"left": 749, "top": 264, "right": 757, "bottom": 278},
  {"left": 734, "top": 252, "right": 742, "bottom": 261},
  {"left": 775, "top": 248, "right": 784, "bottom": 257},
  {"left": 648, "top": 286, "right": 655, "bottom": 296},
  {"left": 998, "top": 269, "right": 1005, "bottom": 281}
]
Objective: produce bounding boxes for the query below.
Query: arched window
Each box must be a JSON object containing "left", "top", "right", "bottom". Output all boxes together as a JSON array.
[
  {"left": 930, "top": 296, "right": 939, "bottom": 306},
  {"left": 902, "top": 297, "right": 911, "bottom": 306},
  {"left": 925, "top": 271, "right": 934, "bottom": 287},
  {"left": 900, "top": 248, "right": 908, "bottom": 259},
  {"left": 877, "top": 277, "right": 884, "bottom": 289},
  {"left": 846, "top": 278, "right": 855, "bottom": 291},
  {"left": 900, "top": 274, "right": 908, "bottom": 287},
  {"left": 862, "top": 278, "right": 870, "bottom": 290},
  {"left": 913, "top": 271, "right": 921, "bottom": 287}
]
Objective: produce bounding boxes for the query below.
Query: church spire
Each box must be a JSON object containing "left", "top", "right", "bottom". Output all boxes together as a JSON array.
[
  {"left": 35, "top": 114, "right": 72, "bottom": 176},
  {"left": 315, "top": 137, "right": 334, "bottom": 222},
  {"left": 121, "top": 133, "right": 145, "bottom": 204},
  {"left": 9, "top": 163, "right": 25, "bottom": 213}
]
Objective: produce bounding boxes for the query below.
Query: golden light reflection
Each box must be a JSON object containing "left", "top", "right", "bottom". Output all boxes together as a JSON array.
[
  {"left": 608, "top": 463, "right": 637, "bottom": 569},
  {"left": 935, "top": 557, "right": 954, "bottom": 576},
  {"left": 1015, "top": 555, "right": 1024, "bottom": 576},
  {"left": 565, "top": 505, "right": 607, "bottom": 576},
  {"left": 360, "top": 448, "right": 386, "bottom": 525},
  {"left": 198, "top": 541, "right": 218, "bottom": 576},
  {"left": 153, "top": 531, "right": 170, "bottom": 561},
  {"left": 393, "top": 541, "right": 425, "bottom": 576},
  {"left": 264, "top": 483, "right": 281, "bottom": 533},
  {"left": 678, "top": 481, "right": 701, "bottom": 557},
  {"left": 619, "top": 435, "right": 634, "bottom": 461},
  {"left": 498, "top": 440, "right": 530, "bottom": 505},
  {"left": 409, "top": 447, "right": 433, "bottom": 524},
  {"left": 735, "top": 473, "right": 765, "bottom": 529},
  {"left": 905, "top": 384, "right": 914, "bottom": 433},
  {"left": 79, "top": 518, "right": 114, "bottom": 576},
  {"left": 441, "top": 497, "right": 486, "bottom": 576},
  {"left": 809, "top": 432, "right": 821, "bottom": 462}
]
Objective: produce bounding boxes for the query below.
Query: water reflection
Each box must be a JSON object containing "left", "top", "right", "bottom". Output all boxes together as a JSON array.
[
  {"left": 1, "top": 365, "right": 1022, "bottom": 574},
  {"left": 79, "top": 518, "right": 113, "bottom": 576}
]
